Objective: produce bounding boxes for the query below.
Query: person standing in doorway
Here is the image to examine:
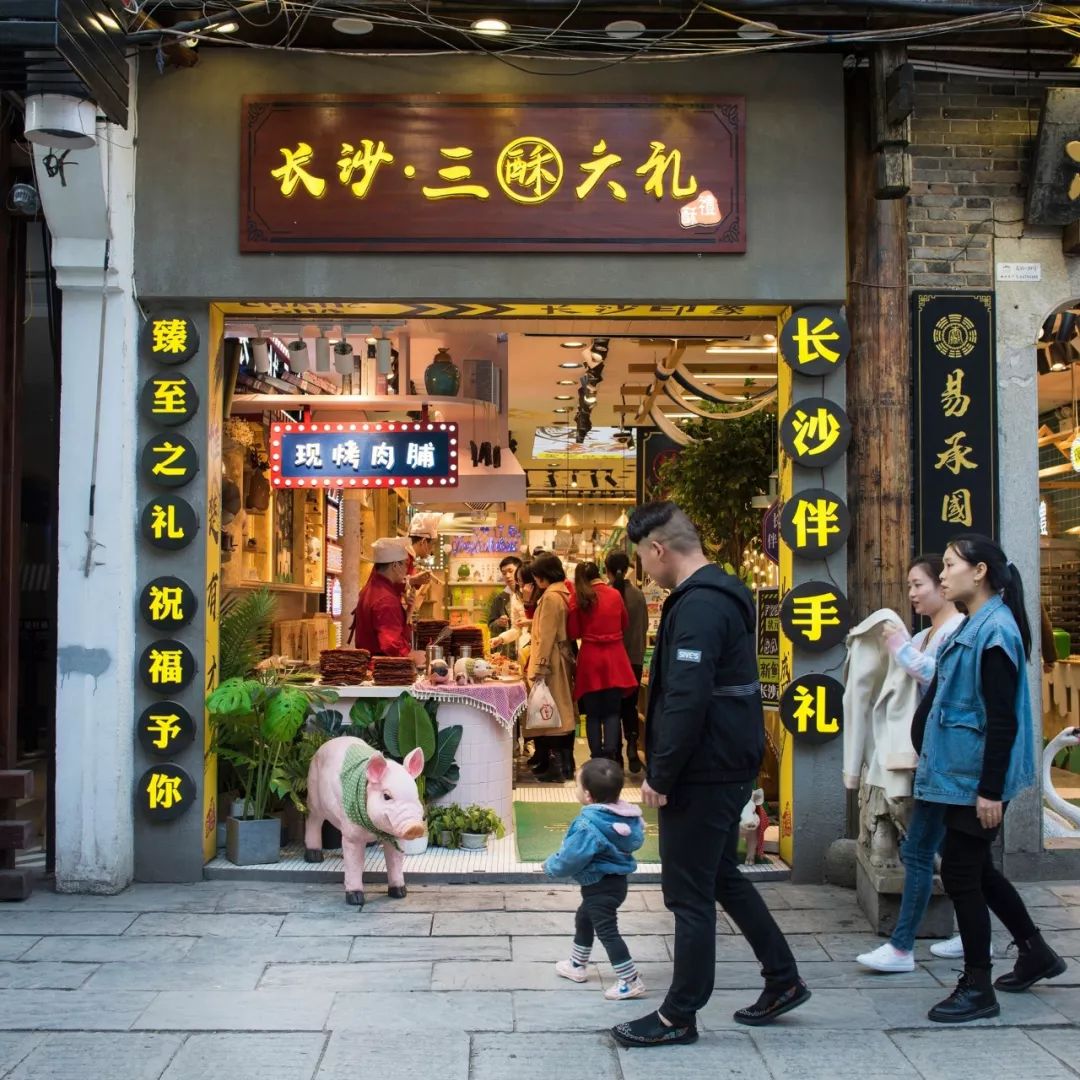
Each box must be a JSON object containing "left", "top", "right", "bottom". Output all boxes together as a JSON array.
[
  {"left": 568, "top": 562, "right": 638, "bottom": 762},
  {"left": 915, "top": 535, "right": 1066, "bottom": 1023},
  {"left": 612, "top": 502, "right": 809, "bottom": 1049},
  {"left": 487, "top": 555, "right": 524, "bottom": 657},
  {"left": 606, "top": 551, "right": 648, "bottom": 773}
]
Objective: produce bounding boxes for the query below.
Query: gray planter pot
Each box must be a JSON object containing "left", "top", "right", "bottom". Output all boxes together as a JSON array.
[
  {"left": 460, "top": 832, "right": 489, "bottom": 850},
  {"left": 226, "top": 816, "right": 282, "bottom": 866}
]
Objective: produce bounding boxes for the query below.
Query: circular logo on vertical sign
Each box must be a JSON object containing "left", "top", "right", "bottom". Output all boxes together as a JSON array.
[
  {"left": 138, "top": 763, "right": 196, "bottom": 821},
  {"left": 779, "top": 488, "right": 851, "bottom": 558},
  {"left": 779, "top": 398, "right": 851, "bottom": 468},
  {"left": 140, "top": 495, "right": 199, "bottom": 551},
  {"left": 137, "top": 701, "right": 196, "bottom": 757},
  {"left": 779, "top": 674, "right": 845, "bottom": 745},
  {"left": 138, "top": 639, "right": 197, "bottom": 693},
  {"left": 779, "top": 581, "right": 852, "bottom": 652},
  {"left": 140, "top": 315, "right": 200, "bottom": 364},
  {"left": 141, "top": 433, "right": 199, "bottom": 489},
  {"left": 779, "top": 306, "right": 851, "bottom": 376},
  {"left": 139, "top": 576, "right": 198, "bottom": 631},
  {"left": 140, "top": 374, "right": 199, "bottom": 427},
  {"left": 932, "top": 313, "right": 977, "bottom": 359}
]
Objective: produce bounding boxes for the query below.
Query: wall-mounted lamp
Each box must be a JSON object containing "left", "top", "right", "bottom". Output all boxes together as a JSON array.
[{"left": 287, "top": 339, "right": 309, "bottom": 372}]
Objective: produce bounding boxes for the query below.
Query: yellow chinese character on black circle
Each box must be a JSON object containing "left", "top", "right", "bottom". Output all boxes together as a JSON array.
[
  {"left": 151, "top": 379, "right": 189, "bottom": 416},
  {"left": 150, "top": 441, "right": 187, "bottom": 478},
  {"left": 145, "top": 713, "right": 182, "bottom": 751},
  {"left": 147, "top": 585, "right": 185, "bottom": 624},
  {"left": 497, "top": 137, "right": 563, "bottom": 204},
  {"left": 790, "top": 406, "right": 841, "bottom": 459},
  {"left": 152, "top": 320, "right": 189, "bottom": 355},
  {"left": 147, "top": 648, "right": 184, "bottom": 686},
  {"left": 150, "top": 504, "right": 185, "bottom": 542},
  {"left": 791, "top": 497, "right": 840, "bottom": 550},
  {"left": 147, "top": 772, "right": 183, "bottom": 810},
  {"left": 791, "top": 316, "right": 841, "bottom": 367},
  {"left": 790, "top": 591, "right": 841, "bottom": 643},
  {"left": 792, "top": 683, "right": 840, "bottom": 734}
]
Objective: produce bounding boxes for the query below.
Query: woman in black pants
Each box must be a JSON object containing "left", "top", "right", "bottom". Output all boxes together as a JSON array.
[
  {"left": 605, "top": 552, "right": 648, "bottom": 773},
  {"left": 913, "top": 534, "right": 1066, "bottom": 1023}
]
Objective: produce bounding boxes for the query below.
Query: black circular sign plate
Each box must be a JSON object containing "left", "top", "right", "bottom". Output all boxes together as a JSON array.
[
  {"left": 141, "top": 434, "right": 200, "bottom": 489},
  {"left": 140, "top": 496, "right": 199, "bottom": 551},
  {"left": 139, "top": 576, "right": 198, "bottom": 631},
  {"left": 779, "top": 674, "right": 845, "bottom": 745},
  {"left": 779, "top": 489, "right": 851, "bottom": 559},
  {"left": 140, "top": 374, "right": 200, "bottom": 427},
  {"left": 140, "top": 315, "right": 200, "bottom": 365},
  {"left": 138, "top": 638, "right": 197, "bottom": 693},
  {"left": 779, "top": 306, "right": 851, "bottom": 376},
  {"left": 779, "top": 581, "right": 853, "bottom": 652},
  {"left": 137, "top": 701, "right": 196, "bottom": 757},
  {"left": 779, "top": 398, "right": 851, "bottom": 468},
  {"left": 138, "top": 763, "right": 196, "bottom": 821}
]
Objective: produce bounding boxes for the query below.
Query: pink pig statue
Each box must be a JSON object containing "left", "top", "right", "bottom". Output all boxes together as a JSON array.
[{"left": 304, "top": 736, "right": 426, "bottom": 910}]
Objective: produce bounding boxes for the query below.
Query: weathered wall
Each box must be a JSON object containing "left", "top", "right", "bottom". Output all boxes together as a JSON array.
[{"left": 133, "top": 51, "right": 846, "bottom": 305}]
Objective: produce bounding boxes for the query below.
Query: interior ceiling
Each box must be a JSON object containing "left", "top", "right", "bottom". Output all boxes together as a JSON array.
[{"left": 131, "top": 1, "right": 1080, "bottom": 77}]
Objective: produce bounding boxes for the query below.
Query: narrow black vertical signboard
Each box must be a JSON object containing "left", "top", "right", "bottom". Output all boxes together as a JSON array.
[{"left": 912, "top": 291, "right": 998, "bottom": 556}]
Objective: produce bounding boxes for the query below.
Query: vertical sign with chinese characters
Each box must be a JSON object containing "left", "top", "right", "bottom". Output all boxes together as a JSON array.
[
  {"left": 912, "top": 292, "right": 998, "bottom": 554},
  {"left": 756, "top": 587, "right": 781, "bottom": 707}
]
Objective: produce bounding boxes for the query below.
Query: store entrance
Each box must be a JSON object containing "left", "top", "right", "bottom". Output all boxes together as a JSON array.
[{"left": 203, "top": 302, "right": 789, "bottom": 882}]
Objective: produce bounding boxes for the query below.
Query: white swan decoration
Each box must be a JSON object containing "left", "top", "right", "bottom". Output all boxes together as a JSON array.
[{"left": 1043, "top": 726, "right": 1080, "bottom": 838}]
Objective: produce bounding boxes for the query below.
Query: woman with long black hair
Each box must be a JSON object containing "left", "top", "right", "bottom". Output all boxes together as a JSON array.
[{"left": 914, "top": 534, "right": 1067, "bottom": 1023}]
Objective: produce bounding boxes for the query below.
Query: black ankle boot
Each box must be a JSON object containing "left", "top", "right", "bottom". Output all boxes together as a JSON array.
[
  {"left": 536, "top": 760, "right": 566, "bottom": 783},
  {"left": 928, "top": 967, "right": 1000, "bottom": 1023},
  {"left": 626, "top": 738, "right": 644, "bottom": 774},
  {"left": 994, "top": 932, "right": 1067, "bottom": 992}
]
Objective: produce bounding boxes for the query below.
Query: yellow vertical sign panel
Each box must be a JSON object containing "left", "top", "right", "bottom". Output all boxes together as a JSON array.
[
  {"left": 202, "top": 305, "right": 225, "bottom": 862},
  {"left": 776, "top": 309, "right": 795, "bottom": 866}
]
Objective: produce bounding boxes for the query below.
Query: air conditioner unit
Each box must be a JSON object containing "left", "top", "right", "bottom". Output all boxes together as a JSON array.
[{"left": 463, "top": 358, "right": 501, "bottom": 411}]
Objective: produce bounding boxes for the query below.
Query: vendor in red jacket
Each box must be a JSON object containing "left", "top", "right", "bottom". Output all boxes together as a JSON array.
[
  {"left": 349, "top": 537, "right": 413, "bottom": 657},
  {"left": 568, "top": 561, "right": 638, "bottom": 762}
]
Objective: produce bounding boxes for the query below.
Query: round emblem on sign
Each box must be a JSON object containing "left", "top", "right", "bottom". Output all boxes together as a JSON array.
[
  {"left": 496, "top": 137, "right": 565, "bottom": 205},
  {"left": 779, "top": 306, "right": 851, "bottom": 376},
  {"left": 140, "top": 314, "right": 200, "bottom": 364},
  {"left": 141, "top": 433, "right": 199, "bottom": 489},
  {"left": 139, "top": 576, "right": 198, "bottom": 631},
  {"left": 138, "top": 763, "right": 196, "bottom": 822},
  {"left": 779, "top": 488, "right": 851, "bottom": 558},
  {"left": 779, "top": 674, "right": 845, "bottom": 745},
  {"left": 138, "top": 638, "right": 197, "bottom": 693},
  {"left": 932, "top": 313, "right": 977, "bottom": 360},
  {"left": 779, "top": 581, "right": 853, "bottom": 652},
  {"left": 140, "top": 496, "right": 199, "bottom": 551},
  {"left": 140, "top": 374, "right": 199, "bottom": 427},
  {"left": 137, "top": 701, "right": 196, "bottom": 757},
  {"left": 779, "top": 398, "right": 851, "bottom": 468}
]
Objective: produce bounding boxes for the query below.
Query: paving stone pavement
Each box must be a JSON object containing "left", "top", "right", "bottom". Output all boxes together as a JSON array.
[{"left": 1, "top": 879, "right": 1078, "bottom": 1079}]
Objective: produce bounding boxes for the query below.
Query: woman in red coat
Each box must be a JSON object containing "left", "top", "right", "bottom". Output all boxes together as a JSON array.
[{"left": 568, "top": 562, "right": 638, "bottom": 761}]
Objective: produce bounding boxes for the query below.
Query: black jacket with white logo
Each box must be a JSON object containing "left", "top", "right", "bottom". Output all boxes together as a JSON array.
[{"left": 645, "top": 564, "right": 765, "bottom": 795}]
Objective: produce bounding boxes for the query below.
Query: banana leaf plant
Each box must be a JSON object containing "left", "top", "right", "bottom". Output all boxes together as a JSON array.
[
  {"left": 348, "top": 691, "right": 462, "bottom": 803},
  {"left": 207, "top": 675, "right": 338, "bottom": 822}
]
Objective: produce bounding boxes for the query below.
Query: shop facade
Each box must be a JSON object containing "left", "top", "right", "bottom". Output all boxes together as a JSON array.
[{"left": 43, "top": 45, "right": 1073, "bottom": 892}]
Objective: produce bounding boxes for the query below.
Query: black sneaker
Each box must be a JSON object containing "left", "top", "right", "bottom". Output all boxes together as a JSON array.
[
  {"left": 733, "top": 979, "right": 811, "bottom": 1026},
  {"left": 611, "top": 1010, "right": 698, "bottom": 1048}
]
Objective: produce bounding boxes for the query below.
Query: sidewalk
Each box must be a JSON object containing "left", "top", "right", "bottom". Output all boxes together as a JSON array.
[{"left": 1, "top": 879, "right": 1078, "bottom": 1079}]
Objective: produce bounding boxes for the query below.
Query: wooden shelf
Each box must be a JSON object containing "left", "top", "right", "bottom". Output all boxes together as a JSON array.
[{"left": 231, "top": 582, "right": 325, "bottom": 595}]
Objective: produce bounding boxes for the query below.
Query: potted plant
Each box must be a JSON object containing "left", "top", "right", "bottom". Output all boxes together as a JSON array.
[
  {"left": 427, "top": 804, "right": 469, "bottom": 848},
  {"left": 460, "top": 804, "right": 505, "bottom": 850},
  {"left": 207, "top": 674, "right": 337, "bottom": 865}
]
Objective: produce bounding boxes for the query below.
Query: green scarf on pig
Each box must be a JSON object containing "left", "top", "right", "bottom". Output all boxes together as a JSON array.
[{"left": 340, "top": 741, "right": 401, "bottom": 851}]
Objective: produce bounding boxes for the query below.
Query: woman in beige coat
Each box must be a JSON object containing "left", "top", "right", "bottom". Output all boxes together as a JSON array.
[{"left": 525, "top": 553, "right": 578, "bottom": 783}]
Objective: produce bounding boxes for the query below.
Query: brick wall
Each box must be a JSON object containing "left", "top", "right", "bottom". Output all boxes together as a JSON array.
[{"left": 908, "top": 74, "right": 1043, "bottom": 289}]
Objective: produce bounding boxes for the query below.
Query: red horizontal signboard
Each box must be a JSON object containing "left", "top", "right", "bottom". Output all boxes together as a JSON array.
[{"left": 241, "top": 95, "right": 745, "bottom": 254}]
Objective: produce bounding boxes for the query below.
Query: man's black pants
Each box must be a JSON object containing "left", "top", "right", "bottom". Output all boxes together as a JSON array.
[{"left": 659, "top": 780, "right": 799, "bottom": 1026}]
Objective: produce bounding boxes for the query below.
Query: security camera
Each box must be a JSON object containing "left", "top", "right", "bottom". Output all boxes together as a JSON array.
[{"left": 9, "top": 183, "right": 39, "bottom": 216}]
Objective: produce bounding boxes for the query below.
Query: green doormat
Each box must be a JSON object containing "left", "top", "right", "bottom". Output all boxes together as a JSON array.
[{"left": 513, "top": 802, "right": 661, "bottom": 864}]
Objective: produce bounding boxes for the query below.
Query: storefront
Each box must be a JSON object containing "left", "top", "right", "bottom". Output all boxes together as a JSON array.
[{"left": 46, "top": 46, "right": 860, "bottom": 888}]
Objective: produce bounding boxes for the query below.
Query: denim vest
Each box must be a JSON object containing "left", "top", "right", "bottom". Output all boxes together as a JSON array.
[{"left": 913, "top": 594, "right": 1035, "bottom": 806}]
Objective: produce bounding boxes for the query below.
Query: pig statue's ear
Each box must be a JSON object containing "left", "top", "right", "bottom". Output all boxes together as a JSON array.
[
  {"left": 403, "top": 747, "right": 425, "bottom": 778},
  {"left": 366, "top": 752, "right": 389, "bottom": 784}
]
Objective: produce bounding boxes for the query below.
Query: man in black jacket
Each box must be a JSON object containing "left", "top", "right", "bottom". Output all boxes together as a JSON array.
[{"left": 612, "top": 502, "right": 809, "bottom": 1049}]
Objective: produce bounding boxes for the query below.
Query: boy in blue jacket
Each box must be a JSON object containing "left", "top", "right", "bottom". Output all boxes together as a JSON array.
[{"left": 543, "top": 758, "right": 647, "bottom": 1000}]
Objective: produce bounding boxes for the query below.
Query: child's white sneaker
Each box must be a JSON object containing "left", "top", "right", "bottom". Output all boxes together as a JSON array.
[
  {"left": 555, "top": 960, "right": 589, "bottom": 983},
  {"left": 604, "top": 974, "right": 646, "bottom": 1000}
]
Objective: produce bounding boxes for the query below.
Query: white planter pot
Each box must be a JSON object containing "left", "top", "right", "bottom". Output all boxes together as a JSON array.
[
  {"left": 401, "top": 835, "right": 429, "bottom": 856},
  {"left": 460, "top": 832, "right": 489, "bottom": 850}
]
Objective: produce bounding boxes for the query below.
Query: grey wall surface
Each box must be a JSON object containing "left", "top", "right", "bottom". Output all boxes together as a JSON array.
[{"left": 133, "top": 51, "right": 845, "bottom": 304}]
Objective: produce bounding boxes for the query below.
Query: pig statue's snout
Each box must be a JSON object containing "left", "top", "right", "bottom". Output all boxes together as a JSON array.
[{"left": 402, "top": 822, "right": 426, "bottom": 841}]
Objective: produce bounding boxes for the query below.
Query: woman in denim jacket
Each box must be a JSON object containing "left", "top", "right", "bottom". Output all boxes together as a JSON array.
[{"left": 913, "top": 534, "right": 1066, "bottom": 1023}]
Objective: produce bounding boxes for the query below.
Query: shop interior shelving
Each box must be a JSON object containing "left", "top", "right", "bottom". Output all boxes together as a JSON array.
[{"left": 229, "top": 394, "right": 496, "bottom": 423}]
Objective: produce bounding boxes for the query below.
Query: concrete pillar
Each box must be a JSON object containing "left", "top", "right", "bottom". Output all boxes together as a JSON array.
[{"left": 44, "top": 69, "right": 140, "bottom": 892}]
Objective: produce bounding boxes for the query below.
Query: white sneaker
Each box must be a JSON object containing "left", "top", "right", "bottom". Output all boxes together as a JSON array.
[
  {"left": 929, "top": 934, "right": 989, "bottom": 960},
  {"left": 856, "top": 943, "right": 916, "bottom": 973},
  {"left": 604, "top": 974, "right": 647, "bottom": 1000},
  {"left": 555, "top": 959, "right": 589, "bottom": 983}
]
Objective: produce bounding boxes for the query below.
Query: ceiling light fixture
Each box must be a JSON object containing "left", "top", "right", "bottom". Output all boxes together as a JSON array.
[
  {"left": 604, "top": 472, "right": 617, "bottom": 488},
  {"left": 472, "top": 17, "right": 510, "bottom": 35},
  {"left": 559, "top": 361, "right": 584, "bottom": 369},
  {"left": 98, "top": 12, "right": 120, "bottom": 30},
  {"left": 736, "top": 19, "right": 779, "bottom": 40},
  {"left": 212, "top": 20, "right": 239, "bottom": 33},
  {"left": 554, "top": 407, "right": 569, "bottom": 413},
  {"left": 560, "top": 340, "right": 586, "bottom": 348},
  {"left": 332, "top": 16, "right": 374, "bottom": 35},
  {"left": 606, "top": 19, "right": 646, "bottom": 39},
  {"left": 590, "top": 471, "right": 599, "bottom": 489},
  {"left": 557, "top": 379, "right": 576, "bottom": 386},
  {"left": 547, "top": 470, "right": 557, "bottom": 488},
  {"left": 571, "top": 472, "right": 579, "bottom": 489}
]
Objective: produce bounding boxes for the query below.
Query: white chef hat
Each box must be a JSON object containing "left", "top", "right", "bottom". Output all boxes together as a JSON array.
[
  {"left": 407, "top": 512, "right": 441, "bottom": 540},
  {"left": 370, "top": 537, "right": 411, "bottom": 564}
]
